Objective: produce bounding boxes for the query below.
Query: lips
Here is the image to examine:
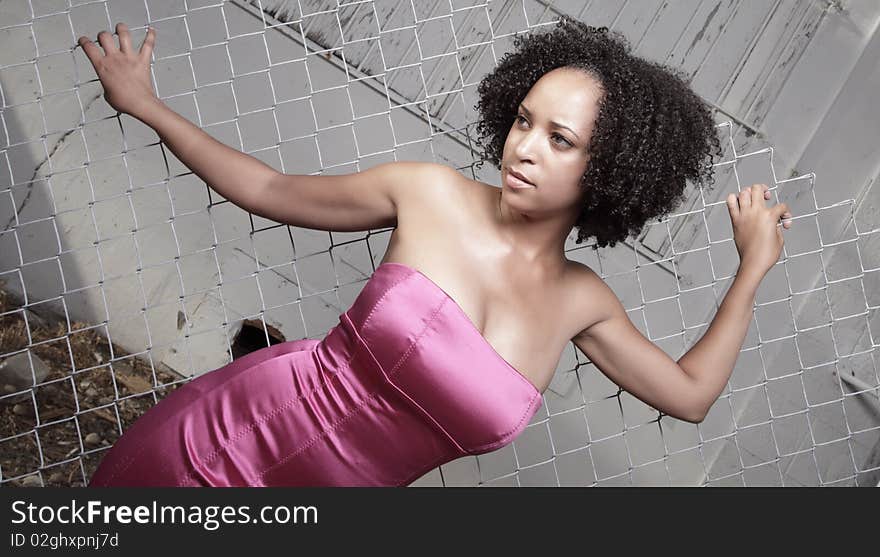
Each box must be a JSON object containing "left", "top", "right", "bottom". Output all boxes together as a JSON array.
[{"left": 508, "top": 168, "right": 534, "bottom": 186}]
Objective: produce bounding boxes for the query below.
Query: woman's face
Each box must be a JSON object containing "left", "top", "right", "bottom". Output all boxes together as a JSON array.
[{"left": 501, "top": 67, "right": 603, "bottom": 216}]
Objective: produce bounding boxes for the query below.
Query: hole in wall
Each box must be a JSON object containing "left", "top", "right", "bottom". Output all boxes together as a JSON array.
[{"left": 231, "top": 319, "right": 286, "bottom": 360}]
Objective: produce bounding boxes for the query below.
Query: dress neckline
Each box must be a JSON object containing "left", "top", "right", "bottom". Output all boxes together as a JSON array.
[{"left": 376, "top": 261, "right": 542, "bottom": 396}]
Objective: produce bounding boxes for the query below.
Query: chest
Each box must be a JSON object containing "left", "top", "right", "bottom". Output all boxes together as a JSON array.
[{"left": 381, "top": 189, "right": 587, "bottom": 392}]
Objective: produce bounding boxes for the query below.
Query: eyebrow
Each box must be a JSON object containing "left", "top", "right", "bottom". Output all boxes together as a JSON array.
[{"left": 518, "top": 103, "right": 581, "bottom": 141}]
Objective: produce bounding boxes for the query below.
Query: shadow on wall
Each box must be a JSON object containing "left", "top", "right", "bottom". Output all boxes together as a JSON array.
[
  {"left": 0, "top": 82, "right": 93, "bottom": 328},
  {"left": 0, "top": 77, "right": 181, "bottom": 486}
]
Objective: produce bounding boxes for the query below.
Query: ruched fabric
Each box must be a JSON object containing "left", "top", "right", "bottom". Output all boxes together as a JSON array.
[{"left": 88, "top": 262, "right": 543, "bottom": 487}]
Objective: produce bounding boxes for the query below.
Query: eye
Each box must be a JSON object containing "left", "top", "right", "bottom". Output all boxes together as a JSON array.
[
  {"left": 516, "top": 115, "right": 571, "bottom": 147},
  {"left": 552, "top": 133, "right": 572, "bottom": 147}
]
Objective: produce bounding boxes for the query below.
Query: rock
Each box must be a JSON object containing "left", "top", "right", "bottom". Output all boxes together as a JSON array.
[
  {"left": 84, "top": 432, "right": 101, "bottom": 446},
  {"left": 85, "top": 388, "right": 98, "bottom": 398},
  {"left": 2, "top": 384, "right": 16, "bottom": 394},
  {"left": 48, "top": 472, "right": 64, "bottom": 483},
  {"left": 21, "top": 475, "right": 42, "bottom": 487},
  {"left": 0, "top": 352, "right": 50, "bottom": 389},
  {"left": 12, "top": 403, "right": 33, "bottom": 416},
  {"left": 24, "top": 309, "right": 51, "bottom": 330}
]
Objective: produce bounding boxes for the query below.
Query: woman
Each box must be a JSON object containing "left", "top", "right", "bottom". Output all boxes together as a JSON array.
[{"left": 82, "top": 17, "right": 792, "bottom": 486}]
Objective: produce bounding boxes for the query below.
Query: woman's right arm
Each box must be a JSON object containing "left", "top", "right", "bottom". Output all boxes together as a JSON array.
[
  {"left": 134, "top": 98, "right": 447, "bottom": 231},
  {"left": 135, "top": 97, "right": 278, "bottom": 215},
  {"left": 78, "top": 23, "right": 450, "bottom": 232},
  {"left": 79, "top": 23, "right": 277, "bottom": 215}
]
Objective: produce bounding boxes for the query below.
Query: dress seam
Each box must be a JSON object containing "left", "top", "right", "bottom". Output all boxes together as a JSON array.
[
  {"left": 257, "top": 289, "right": 451, "bottom": 483},
  {"left": 369, "top": 267, "right": 542, "bottom": 454},
  {"left": 99, "top": 341, "right": 319, "bottom": 486},
  {"left": 176, "top": 270, "right": 419, "bottom": 485},
  {"left": 337, "top": 268, "right": 414, "bottom": 375},
  {"left": 179, "top": 365, "right": 336, "bottom": 485}
]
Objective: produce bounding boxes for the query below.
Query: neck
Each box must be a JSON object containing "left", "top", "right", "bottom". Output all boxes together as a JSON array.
[{"left": 494, "top": 190, "right": 579, "bottom": 271}]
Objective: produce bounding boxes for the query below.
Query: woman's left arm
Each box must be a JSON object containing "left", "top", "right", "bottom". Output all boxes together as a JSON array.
[{"left": 572, "top": 183, "right": 792, "bottom": 423}]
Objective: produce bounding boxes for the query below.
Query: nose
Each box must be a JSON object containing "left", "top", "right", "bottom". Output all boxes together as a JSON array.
[{"left": 513, "top": 128, "right": 539, "bottom": 162}]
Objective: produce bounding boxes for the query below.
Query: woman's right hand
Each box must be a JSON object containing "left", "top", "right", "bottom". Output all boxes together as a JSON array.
[{"left": 77, "top": 23, "right": 158, "bottom": 117}]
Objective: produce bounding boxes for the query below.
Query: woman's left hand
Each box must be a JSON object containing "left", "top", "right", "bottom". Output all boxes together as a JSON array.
[{"left": 726, "top": 183, "right": 792, "bottom": 278}]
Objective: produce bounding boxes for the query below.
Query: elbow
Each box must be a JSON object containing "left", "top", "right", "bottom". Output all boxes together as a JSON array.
[
  {"left": 671, "top": 394, "right": 710, "bottom": 424},
  {"left": 675, "top": 410, "right": 705, "bottom": 425},
  {"left": 680, "top": 373, "right": 712, "bottom": 424},
  {"left": 683, "top": 400, "right": 711, "bottom": 424},
  {"left": 684, "top": 409, "right": 707, "bottom": 424},
  {"left": 664, "top": 405, "right": 706, "bottom": 424}
]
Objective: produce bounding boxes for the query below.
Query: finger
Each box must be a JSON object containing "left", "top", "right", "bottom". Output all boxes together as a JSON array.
[
  {"left": 726, "top": 193, "right": 739, "bottom": 220},
  {"left": 139, "top": 27, "right": 156, "bottom": 63},
  {"left": 751, "top": 184, "right": 767, "bottom": 206},
  {"left": 774, "top": 203, "right": 792, "bottom": 229},
  {"left": 116, "top": 22, "right": 132, "bottom": 53},
  {"left": 77, "top": 36, "right": 102, "bottom": 65},
  {"left": 738, "top": 187, "right": 751, "bottom": 208},
  {"left": 773, "top": 202, "right": 789, "bottom": 219},
  {"left": 97, "top": 30, "right": 118, "bottom": 54}
]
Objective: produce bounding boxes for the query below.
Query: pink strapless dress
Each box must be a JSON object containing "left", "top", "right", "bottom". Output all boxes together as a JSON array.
[{"left": 88, "top": 262, "right": 543, "bottom": 487}]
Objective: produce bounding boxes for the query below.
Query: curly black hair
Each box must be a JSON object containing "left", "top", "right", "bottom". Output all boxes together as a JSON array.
[{"left": 474, "top": 15, "right": 723, "bottom": 249}]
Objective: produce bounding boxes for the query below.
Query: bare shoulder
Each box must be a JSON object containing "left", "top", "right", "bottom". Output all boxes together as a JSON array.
[
  {"left": 391, "top": 161, "right": 468, "bottom": 209},
  {"left": 425, "top": 162, "right": 473, "bottom": 199},
  {"left": 394, "top": 161, "right": 463, "bottom": 193},
  {"left": 565, "top": 259, "right": 620, "bottom": 341},
  {"left": 384, "top": 162, "right": 476, "bottom": 256}
]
